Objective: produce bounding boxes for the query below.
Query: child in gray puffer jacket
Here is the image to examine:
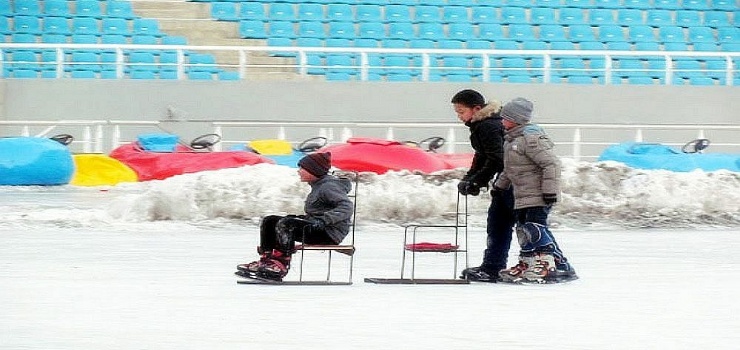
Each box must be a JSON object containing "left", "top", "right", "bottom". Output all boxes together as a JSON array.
[{"left": 493, "top": 97, "right": 577, "bottom": 283}]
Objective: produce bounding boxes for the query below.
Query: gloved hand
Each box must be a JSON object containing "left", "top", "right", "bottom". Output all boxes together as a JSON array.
[
  {"left": 306, "top": 217, "right": 325, "bottom": 231},
  {"left": 457, "top": 180, "right": 481, "bottom": 196},
  {"left": 543, "top": 193, "right": 557, "bottom": 205},
  {"left": 490, "top": 186, "right": 504, "bottom": 198}
]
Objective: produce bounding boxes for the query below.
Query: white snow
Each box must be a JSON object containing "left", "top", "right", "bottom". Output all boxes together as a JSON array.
[{"left": 1, "top": 160, "right": 739, "bottom": 349}]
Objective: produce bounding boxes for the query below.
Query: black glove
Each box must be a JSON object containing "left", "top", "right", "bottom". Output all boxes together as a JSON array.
[
  {"left": 543, "top": 193, "right": 558, "bottom": 205},
  {"left": 306, "top": 217, "right": 325, "bottom": 231},
  {"left": 457, "top": 180, "right": 480, "bottom": 196}
]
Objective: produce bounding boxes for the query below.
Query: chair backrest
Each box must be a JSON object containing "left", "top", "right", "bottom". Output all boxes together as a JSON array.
[
  {"left": 297, "top": 3, "right": 324, "bottom": 22},
  {"left": 268, "top": 2, "right": 295, "bottom": 22},
  {"left": 355, "top": 4, "right": 381, "bottom": 22},
  {"left": 414, "top": 5, "right": 441, "bottom": 23}
]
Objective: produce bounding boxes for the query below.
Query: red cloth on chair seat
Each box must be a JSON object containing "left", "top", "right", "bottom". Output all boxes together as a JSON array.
[{"left": 404, "top": 242, "right": 459, "bottom": 252}]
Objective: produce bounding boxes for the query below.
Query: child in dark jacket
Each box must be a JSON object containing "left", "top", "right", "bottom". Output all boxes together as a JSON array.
[{"left": 237, "top": 152, "right": 354, "bottom": 281}]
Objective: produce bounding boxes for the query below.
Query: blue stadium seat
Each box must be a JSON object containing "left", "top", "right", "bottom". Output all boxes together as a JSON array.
[
  {"left": 10, "top": 51, "right": 40, "bottom": 71},
  {"left": 384, "top": 5, "right": 411, "bottom": 23},
  {"left": 239, "top": 2, "right": 266, "bottom": 21},
  {"left": 634, "top": 41, "right": 661, "bottom": 51},
  {"left": 75, "top": 0, "right": 103, "bottom": 19},
  {"left": 298, "top": 21, "right": 325, "bottom": 39},
  {"left": 467, "top": 39, "right": 492, "bottom": 50},
  {"left": 41, "top": 33, "right": 68, "bottom": 43},
  {"left": 622, "top": 0, "right": 651, "bottom": 10},
  {"left": 688, "top": 26, "right": 715, "bottom": 43},
  {"left": 448, "top": 23, "right": 476, "bottom": 40},
  {"left": 718, "top": 27, "right": 739, "bottom": 43},
  {"left": 11, "top": 33, "right": 38, "bottom": 44},
  {"left": 606, "top": 41, "right": 632, "bottom": 50},
  {"left": 653, "top": 0, "right": 680, "bottom": 10},
  {"left": 414, "top": 5, "right": 441, "bottom": 23},
  {"left": 71, "top": 33, "right": 97, "bottom": 45},
  {"left": 328, "top": 21, "right": 355, "bottom": 39},
  {"left": 13, "top": 16, "right": 41, "bottom": 35},
  {"left": 500, "top": 7, "right": 528, "bottom": 24},
  {"left": 494, "top": 40, "right": 520, "bottom": 50},
  {"left": 675, "top": 11, "right": 701, "bottom": 28},
  {"left": 628, "top": 76, "right": 655, "bottom": 85},
  {"left": 43, "top": 17, "right": 71, "bottom": 36},
  {"left": 508, "top": 24, "right": 537, "bottom": 42},
  {"left": 131, "top": 34, "right": 158, "bottom": 46},
  {"left": 593, "top": 0, "right": 621, "bottom": 9},
  {"left": 588, "top": 9, "right": 615, "bottom": 26},
  {"left": 211, "top": 2, "right": 239, "bottom": 22},
  {"left": 674, "top": 59, "right": 703, "bottom": 79},
  {"left": 133, "top": 18, "right": 163, "bottom": 37},
  {"left": 663, "top": 42, "right": 689, "bottom": 51},
  {"left": 268, "top": 21, "right": 296, "bottom": 38},
  {"left": 239, "top": 20, "right": 267, "bottom": 39},
  {"left": 71, "top": 51, "right": 101, "bottom": 72},
  {"left": 616, "top": 9, "right": 643, "bottom": 26},
  {"left": 358, "top": 22, "right": 385, "bottom": 39},
  {"left": 268, "top": 3, "right": 295, "bottom": 22},
  {"left": 13, "top": 69, "right": 40, "bottom": 78},
  {"left": 162, "top": 36, "right": 187, "bottom": 45},
  {"left": 297, "top": 3, "right": 324, "bottom": 22},
  {"left": 598, "top": 25, "right": 625, "bottom": 42},
  {"left": 418, "top": 22, "right": 444, "bottom": 40},
  {"left": 471, "top": 7, "right": 497, "bottom": 24},
  {"left": 658, "top": 26, "right": 685, "bottom": 43},
  {"left": 720, "top": 42, "right": 740, "bottom": 52},
  {"left": 549, "top": 41, "right": 576, "bottom": 50},
  {"left": 628, "top": 25, "right": 656, "bottom": 43},
  {"left": 388, "top": 22, "right": 415, "bottom": 40},
  {"left": 539, "top": 24, "right": 567, "bottom": 42},
  {"left": 188, "top": 53, "right": 219, "bottom": 73},
  {"left": 531, "top": 7, "right": 557, "bottom": 25},
  {"left": 559, "top": 8, "right": 586, "bottom": 25},
  {"left": 44, "top": 0, "right": 71, "bottom": 18},
  {"left": 703, "top": 12, "right": 731, "bottom": 28},
  {"left": 72, "top": 17, "right": 100, "bottom": 36},
  {"left": 537, "top": 0, "right": 564, "bottom": 8},
  {"left": 326, "top": 54, "right": 355, "bottom": 75},
  {"left": 0, "top": 17, "right": 9, "bottom": 35},
  {"left": 568, "top": 25, "right": 596, "bottom": 42},
  {"left": 507, "top": 0, "right": 535, "bottom": 7},
  {"left": 102, "top": 18, "right": 131, "bottom": 36},
  {"left": 567, "top": 75, "right": 594, "bottom": 84},
  {"left": 106, "top": 1, "right": 137, "bottom": 20},
  {"left": 478, "top": 23, "right": 505, "bottom": 40},
  {"left": 353, "top": 37, "right": 378, "bottom": 48},
  {"left": 579, "top": 41, "right": 606, "bottom": 50},
  {"left": 356, "top": 4, "right": 382, "bottom": 22},
  {"left": 409, "top": 38, "right": 436, "bottom": 49},
  {"left": 712, "top": 0, "right": 736, "bottom": 11},
  {"left": 645, "top": 10, "right": 673, "bottom": 28},
  {"left": 384, "top": 55, "right": 412, "bottom": 75},
  {"left": 682, "top": 0, "right": 711, "bottom": 11},
  {"left": 326, "top": 4, "right": 353, "bottom": 22},
  {"left": 689, "top": 76, "right": 716, "bottom": 86},
  {"left": 563, "top": 0, "right": 594, "bottom": 9},
  {"left": 442, "top": 6, "right": 468, "bottom": 23},
  {"left": 382, "top": 38, "right": 409, "bottom": 49},
  {"left": 14, "top": 0, "right": 41, "bottom": 16},
  {"left": 187, "top": 71, "right": 213, "bottom": 80}
]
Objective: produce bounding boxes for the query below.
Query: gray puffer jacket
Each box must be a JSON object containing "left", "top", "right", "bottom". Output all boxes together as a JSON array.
[
  {"left": 494, "top": 124, "right": 561, "bottom": 210},
  {"left": 304, "top": 175, "right": 354, "bottom": 244}
]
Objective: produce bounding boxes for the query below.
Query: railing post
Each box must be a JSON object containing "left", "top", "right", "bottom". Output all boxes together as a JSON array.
[
  {"left": 446, "top": 127, "right": 456, "bottom": 153},
  {"left": 112, "top": 125, "right": 121, "bottom": 149},
  {"left": 82, "top": 126, "right": 92, "bottom": 153},
  {"left": 94, "top": 124, "right": 104, "bottom": 153},
  {"left": 385, "top": 127, "right": 394, "bottom": 140},
  {"left": 21, "top": 126, "right": 29, "bottom": 136},
  {"left": 213, "top": 125, "right": 223, "bottom": 151},
  {"left": 572, "top": 127, "right": 582, "bottom": 162},
  {"left": 341, "top": 127, "right": 352, "bottom": 142},
  {"left": 635, "top": 128, "right": 643, "bottom": 142},
  {"left": 277, "top": 126, "right": 286, "bottom": 140}
]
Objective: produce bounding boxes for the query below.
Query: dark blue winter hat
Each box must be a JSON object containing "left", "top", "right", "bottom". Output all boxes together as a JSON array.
[{"left": 298, "top": 152, "right": 331, "bottom": 177}]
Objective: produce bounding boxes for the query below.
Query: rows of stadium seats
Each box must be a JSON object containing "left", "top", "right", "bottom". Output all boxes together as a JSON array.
[
  {"left": 218, "top": 0, "right": 737, "bottom": 83},
  {"left": 0, "top": 0, "right": 235, "bottom": 79}
]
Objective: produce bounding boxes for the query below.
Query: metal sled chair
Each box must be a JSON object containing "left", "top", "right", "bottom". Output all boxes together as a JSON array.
[
  {"left": 365, "top": 192, "right": 470, "bottom": 285},
  {"left": 293, "top": 171, "right": 359, "bottom": 285}
]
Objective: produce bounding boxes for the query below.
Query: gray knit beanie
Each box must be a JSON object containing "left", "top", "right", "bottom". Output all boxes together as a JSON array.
[{"left": 501, "top": 97, "right": 534, "bottom": 125}]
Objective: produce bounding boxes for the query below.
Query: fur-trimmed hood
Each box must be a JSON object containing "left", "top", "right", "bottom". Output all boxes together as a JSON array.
[{"left": 470, "top": 100, "right": 502, "bottom": 123}]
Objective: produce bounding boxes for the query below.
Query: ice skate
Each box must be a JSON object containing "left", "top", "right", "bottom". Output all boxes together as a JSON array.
[
  {"left": 522, "top": 252, "right": 556, "bottom": 282},
  {"left": 499, "top": 255, "right": 535, "bottom": 283},
  {"left": 460, "top": 266, "right": 500, "bottom": 282},
  {"left": 256, "top": 250, "right": 292, "bottom": 281}
]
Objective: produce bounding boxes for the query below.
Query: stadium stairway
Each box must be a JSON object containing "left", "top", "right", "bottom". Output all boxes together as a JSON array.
[{"left": 131, "top": 0, "right": 319, "bottom": 80}]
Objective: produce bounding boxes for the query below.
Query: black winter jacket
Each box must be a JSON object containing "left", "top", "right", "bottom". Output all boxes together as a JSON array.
[
  {"left": 304, "top": 175, "right": 354, "bottom": 244},
  {"left": 463, "top": 102, "right": 506, "bottom": 187}
]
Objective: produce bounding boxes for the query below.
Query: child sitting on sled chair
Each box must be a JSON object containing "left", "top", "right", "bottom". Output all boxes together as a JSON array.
[{"left": 236, "top": 152, "right": 354, "bottom": 281}]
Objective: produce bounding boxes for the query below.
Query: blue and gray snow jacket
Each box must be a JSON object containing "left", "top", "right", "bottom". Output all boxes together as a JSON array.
[{"left": 304, "top": 175, "right": 354, "bottom": 244}]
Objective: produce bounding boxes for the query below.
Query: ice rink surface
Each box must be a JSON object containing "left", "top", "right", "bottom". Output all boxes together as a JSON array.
[
  {"left": 1, "top": 162, "right": 738, "bottom": 349},
  {"left": 2, "top": 225, "right": 739, "bottom": 350}
]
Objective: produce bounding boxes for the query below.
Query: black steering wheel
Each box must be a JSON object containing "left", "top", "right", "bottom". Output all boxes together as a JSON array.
[
  {"left": 681, "top": 138, "right": 710, "bottom": 154},
  {"left": 190, "top": 133, "right": 221, "bottom": 150},
  {"left": 296, "top": 136, "right": 328, "bottom": 153},
  {"left": 50, "top": 134, "right": 74, "bottom": 146},
  {"left": 418, "top": 136, "right": 446, "bottom": 152}
]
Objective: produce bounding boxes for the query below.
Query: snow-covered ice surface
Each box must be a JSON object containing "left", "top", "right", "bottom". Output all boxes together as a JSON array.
[{"left": 1, "top": 160, "right": 739, "bottom": 349}]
